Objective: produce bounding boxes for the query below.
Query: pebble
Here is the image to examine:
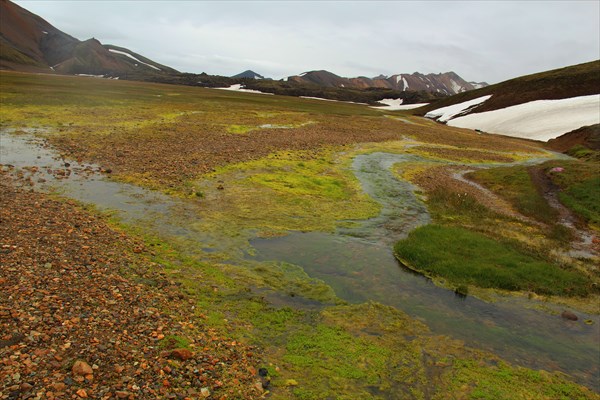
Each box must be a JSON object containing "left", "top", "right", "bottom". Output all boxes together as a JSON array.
[
  {"left": 72, "top": 360, "right": 94, "bottom": 376},
  {"left": 561, "top": 310, "right": 578, "bottom": 321},
  {"left": 0, "top": 177, "right": 263, "bottom": 399},
  {"left": 169, "top": 348, "right": 193, "bottom": 361}
]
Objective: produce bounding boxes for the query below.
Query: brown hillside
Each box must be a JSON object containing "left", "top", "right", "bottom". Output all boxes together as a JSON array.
[
  {"left": 416, "top": 60, "right": 600, "bottom": 115},
  {"left": 546, "top": 124, "right": 600, "bottom": 152},
  {"left": 0, "top": 0, "right": 177, "bottom": 76}
]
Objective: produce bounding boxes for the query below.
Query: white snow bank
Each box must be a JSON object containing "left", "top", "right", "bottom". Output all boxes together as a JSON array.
[
  {"left": 370, "top": 98, "right": 428, "bottom": 110},
  {"left": 215, "top": 84, "right": 274, "bottom": 95},
  {"left": 108, "top": 49, "right": 161, "bottom": 71},
  {"left": 447, "top": 94, "right": 600, "bottom": 142},
  {"left": 299, "top": 96, "right": 367, "bottom": 105},
  {"left": 425, "top": 95, "right": 492, "bottom": 122}
]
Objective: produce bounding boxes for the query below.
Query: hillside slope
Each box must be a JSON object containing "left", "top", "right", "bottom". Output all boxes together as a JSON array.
[
  {"left": 231, "top": 70, "right": 265, "bottom": 79},
  {"left": 0, "top": 0, "right": 177, "bottom": 75},
  {"left": 419, "top": 60, "right": 600, "bottom": 115},
  {"left": 420, "top": 61, "right": 600, "bottom": 141}
]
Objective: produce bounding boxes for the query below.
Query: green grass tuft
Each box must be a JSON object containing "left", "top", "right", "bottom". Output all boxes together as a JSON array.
[
  {"left": 394, "top": 225, "right": 590, "bottom": 296},
  {"left": 468, "top": 165, "right": 557, "bottom": 224}
]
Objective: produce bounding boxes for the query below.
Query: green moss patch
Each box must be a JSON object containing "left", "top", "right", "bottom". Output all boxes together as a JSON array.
[
  {"left": 394, "top": 225, "right": 590, "bottom": 296},
  {"left": 193, "top": 150, "right": 380, "bottom": 241},
  {"left": 440, "top": 359, "right": 597, "bottom": 400},
  {"left": 544, "top": 160, "right": 600, "bottom": 229}
]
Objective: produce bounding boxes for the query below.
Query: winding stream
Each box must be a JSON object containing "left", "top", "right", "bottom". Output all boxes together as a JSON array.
[
  {"left": 251, "top": 151, "right": 599, "bottom": 389},
  {"left": 1, "top": 132, "right": 598, "bottom": 390}
]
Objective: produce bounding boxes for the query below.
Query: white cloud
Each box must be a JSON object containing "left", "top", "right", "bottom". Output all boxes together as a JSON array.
[{"left": 14, "top": 0, "right": 600, "bottom": 82}]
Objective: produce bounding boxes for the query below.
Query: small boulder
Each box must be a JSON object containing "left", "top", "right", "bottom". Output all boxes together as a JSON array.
[
  {"left": 169, "top": 348, "right": 193, "bottom": 361},
  {"left": 561, "top": 310, "right": 578, "bottom": 321},
  {"left": 72, "top": 360, "right": 93, "bottom": 376}
]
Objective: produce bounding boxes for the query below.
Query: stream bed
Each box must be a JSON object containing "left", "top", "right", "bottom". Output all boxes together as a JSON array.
[{"left": 1, "top": 132, "right": 598, "bottom": 390}]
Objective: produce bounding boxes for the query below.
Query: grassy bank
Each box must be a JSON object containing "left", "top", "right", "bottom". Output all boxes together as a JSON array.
[
  {"left": 467, "top": 165, "right": 558, "bottom": 225},
  {"left": 544, "top": 159, "right": 600, "bottom": 230},
  {"left": 394, "top": 225, "right": 591, "bottom": 296}
]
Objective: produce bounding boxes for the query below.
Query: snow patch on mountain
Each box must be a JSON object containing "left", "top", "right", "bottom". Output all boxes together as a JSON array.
[
  {"left": 450, "top": 79, "right": 462, "bottom": 93},
  {"left": 370, "top": 98, "right": 429, "bottom": 110},
  {"left": 447, "top": 94, "right": 600, "bottom": 141},
  {"left": 425, "top": 95, "right": 492, "bottom": 122},
  {"left": 108, "top": 49, "right": 160, "bottom": 71},
  {"left": 299, "top": 96, "right": 367, "bottom": 105},
  {"left": 215, "top": 84, "right": 274, "bottom": 95}
]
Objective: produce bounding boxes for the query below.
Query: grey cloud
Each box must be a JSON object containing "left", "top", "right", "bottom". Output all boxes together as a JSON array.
[{"left": 15, "top": 0, "right": 600, "bottom": 83}]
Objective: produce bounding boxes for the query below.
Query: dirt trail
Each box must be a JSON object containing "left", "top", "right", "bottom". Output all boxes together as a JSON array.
[
  {"left": 452, "top": 169, "right": 542, "bottom": 225},
  {"left": 528, "top": 166, "right": 599, "bottom": 259}
]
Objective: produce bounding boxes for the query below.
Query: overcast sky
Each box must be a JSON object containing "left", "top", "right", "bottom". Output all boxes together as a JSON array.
[{"left": 14, "top": 0, "right": 600, "bottom": 83}]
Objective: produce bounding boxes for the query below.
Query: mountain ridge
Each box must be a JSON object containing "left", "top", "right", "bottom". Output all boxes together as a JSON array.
[
  {"left": 231, "top": 70, "right": 265, "bottom": 79},
  {"left": 0, "top": 0, "right": 177, "bottom": 75},
  {"left": 288, "top": 69, "right": 488, "bottom": 95}
]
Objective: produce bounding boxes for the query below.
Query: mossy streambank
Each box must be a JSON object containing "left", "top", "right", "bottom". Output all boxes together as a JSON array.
[{"left": 3, "top": 131, "right": 599, "bottom": 395}]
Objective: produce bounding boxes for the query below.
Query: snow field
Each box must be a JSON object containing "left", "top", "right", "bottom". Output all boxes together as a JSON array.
[
  {"left": 447, "top": 94, "right": 600, "bottom": 141},
  {"left": 425, "top": 95, "right": 493, "bottom": 122},
  {"left": 370, "top": 98, "right": 428, "bottom": 110},
  {"left": 108, "top": 49, "right": 161, "bottom": 71}
]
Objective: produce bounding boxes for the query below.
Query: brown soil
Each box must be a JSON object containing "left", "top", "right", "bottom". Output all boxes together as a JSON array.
[
  {"left": 546, "top": 124, "right": 600, "bottom": 152},
  {"left": 0, "top": 174, "right": 263, "bottom": 399},
  {"left": 48, "top": 114, "right": 542, "bottom": 194}
]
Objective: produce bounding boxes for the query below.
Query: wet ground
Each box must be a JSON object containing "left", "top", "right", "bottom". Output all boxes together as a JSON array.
[{"left": 2, "top": 131, "right": 599, "bottom": 390}]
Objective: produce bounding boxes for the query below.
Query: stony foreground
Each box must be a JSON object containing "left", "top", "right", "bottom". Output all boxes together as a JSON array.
[{"left": 0, "top": 174, "right": 263, "bottom": 399}]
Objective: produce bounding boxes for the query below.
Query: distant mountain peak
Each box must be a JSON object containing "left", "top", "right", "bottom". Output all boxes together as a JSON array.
[
  {"left": 231, "top": 70, "right": 265, "bottom": 79},
  {"left": 287, "top": 70, "right": 488, "bottom": 95}
]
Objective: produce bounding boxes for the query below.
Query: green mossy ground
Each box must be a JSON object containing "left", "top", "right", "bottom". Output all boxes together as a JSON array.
[
  {"left": 3, "top": 71, "right": 599, "bottom": 398},
  {"left": 192, "top": 149, "right": 381, "bottom": 245},
  {"left": 394, "top": 225, "right": 591, "bottom": 296},
  {"left": 468, "top": 165, "right": 558, "bottom": 224},
  {"left": 544, "top": 160, "right": 600, "bottom": 230}
]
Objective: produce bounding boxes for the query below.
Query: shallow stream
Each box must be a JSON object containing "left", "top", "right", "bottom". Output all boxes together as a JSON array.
[{"left": 1, "top": 132, "right": 598, "bottom": 390}]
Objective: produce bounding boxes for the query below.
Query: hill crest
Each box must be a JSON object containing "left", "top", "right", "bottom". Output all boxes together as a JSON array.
[
  {"left": 288, "top": 69, "right": 488, "bottom": 95},
  {"left": 0, "top": 0, "right": 177, "bottom": 75}
]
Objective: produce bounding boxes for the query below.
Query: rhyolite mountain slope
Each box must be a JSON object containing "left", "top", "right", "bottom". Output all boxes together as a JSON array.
[
  {"left": 0, "top": 0, "right": 177, "bottom": 75},
  {"left": 547, "top": 124, "right": 600, "bottom": 153},
  {"left": 231, "top": 70, "right": 266, "bottom": 79},
  {"left": 288, "top": 70, "right": 487, "bottom": 95},
  {"left": 420, "top": 60, "right": 600, "bottom": 142}
]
